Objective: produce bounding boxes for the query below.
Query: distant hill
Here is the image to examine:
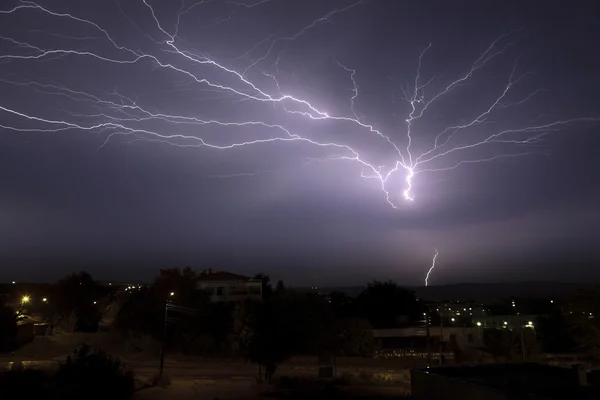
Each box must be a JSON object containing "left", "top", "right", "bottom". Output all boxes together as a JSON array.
[{"left": 305, "top": 281, "right": 585, "bottom": 304}]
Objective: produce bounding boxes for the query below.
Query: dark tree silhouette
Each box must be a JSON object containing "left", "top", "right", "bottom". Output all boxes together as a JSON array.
[
  {"left": 0, "top": 300, "right": 17, "bottom": 351},
  {"left": 356, "top": 281, "right": 422, "bottom": 328},
  {"left": 230, "top": 289, "right": 332, "bottom": 382},
  {"left": 53, "top": 272, "right": 103, "bottom": 332}
]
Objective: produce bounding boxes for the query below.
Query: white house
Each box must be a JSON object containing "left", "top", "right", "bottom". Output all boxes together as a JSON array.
[
  {"left": 373, "top": 325, "right": 484, "bottom": 349},
  {"left": 197, "top": 270, "right": 262, "bottom": 303}
]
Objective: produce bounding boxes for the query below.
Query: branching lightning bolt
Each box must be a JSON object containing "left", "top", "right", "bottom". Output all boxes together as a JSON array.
[
  {"left": 425, "top": 249, "right": 439, "bottom": 287},
  {"left": 0, "top": 1, "right": 598, "bottom": 209}
]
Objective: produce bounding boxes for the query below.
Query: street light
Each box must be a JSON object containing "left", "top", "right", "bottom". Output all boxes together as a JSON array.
[
  {"left": 42, "top": 298, "right": 47, "bottom": 302},
  {"left": 21, "top": 296, "right": 30, "bottom": 304},
  {"left": 170, "top": 292, "right": 175, "bottom": 297},
  {"left": 476, "top": 322, "right": 482, "bottom": 327}
]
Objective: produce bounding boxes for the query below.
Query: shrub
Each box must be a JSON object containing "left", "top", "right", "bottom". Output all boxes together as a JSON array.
[
  {"left": 0, "top": 302, "right": 17, "bottom": 351},
  {"left": 55, "top": 345, "right": 135, "bottom": 399}
]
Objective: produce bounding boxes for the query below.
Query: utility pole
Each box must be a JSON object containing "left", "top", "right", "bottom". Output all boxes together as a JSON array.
[
  {"left": 159, "top": 300, "right": 168, "bottom": 379},
  {"left": 439, "top": 309, "right": 444, "bottom": 366},
  {"left": 520, "top": 324, "right": 526, "bottom": 362},
  {"left": 426, "top": 311, "right": 432, "bottom": 367}
]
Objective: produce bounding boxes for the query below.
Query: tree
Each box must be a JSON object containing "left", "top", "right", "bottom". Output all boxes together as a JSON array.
[
  {"left": 483, "top": 328, "right": 539, "bottom": 362},
  {"left": 253, "top": 273, "right": 273, "bottom": 300},
  {"left": 334, "top": 317, "right": 376, "bottom": 357},
  {"left": 230, "top": 289, "right": 333, "bottom": 382},
  {"left": 0, "top": 300, "right": 17, "bottom": 351},
  {"left": 152, "top": 267, "right": 208, "bottom": 308},
  {"left": 537, "top": 311, "right": 576, "bottom": 353},
  {"left": 329, "top": 291, "right": 356, "bottom": 318},
  {"left": 355, "top": 281, "right": 422, "bottom": 328},
  {"left": 565, "top": 285, "right": 600, "bottom": 359},
  {"left": 53, "top": 272, "right": 103, "bottom": 332}
]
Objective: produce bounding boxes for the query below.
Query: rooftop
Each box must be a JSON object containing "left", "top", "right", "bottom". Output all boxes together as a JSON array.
[{"left": 197, "top": 271, "right": 254, "bottom": 282}]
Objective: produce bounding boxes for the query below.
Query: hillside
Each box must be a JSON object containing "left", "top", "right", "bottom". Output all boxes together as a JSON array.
[{"left": 309, "top": 281, "right": 585, "bottom": 304}]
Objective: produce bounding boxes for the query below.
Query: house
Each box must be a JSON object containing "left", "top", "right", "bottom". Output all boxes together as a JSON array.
[
  {"left": 197, "top": 270, "right": 262, "bottom": 303},
  {"left": 373, "top": 325, "right": 484, "bottom": 350}
]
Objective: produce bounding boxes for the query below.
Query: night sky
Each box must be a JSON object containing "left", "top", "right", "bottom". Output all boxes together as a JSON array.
[{"left": 1, "top": 0, "right": 599, "bottom": 285}]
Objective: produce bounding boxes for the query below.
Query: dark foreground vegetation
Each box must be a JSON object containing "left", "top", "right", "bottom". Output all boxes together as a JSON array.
[
  {"left": 0, "top": 345, "right": 134, "bottom": 400},
  {"left": 1, "top": 268, "right": 600, "bottom": 398}
]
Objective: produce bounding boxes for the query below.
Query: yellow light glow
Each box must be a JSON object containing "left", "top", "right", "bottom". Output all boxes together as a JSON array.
[
  {"left": 21, "top": 296, "right": 30, "bottom": 303},
  {"left": 42, "top": 298, "right": 47, "bottom": 302},
  {"left": 170, "top": 292, "right": 175, "bottom": 296}
]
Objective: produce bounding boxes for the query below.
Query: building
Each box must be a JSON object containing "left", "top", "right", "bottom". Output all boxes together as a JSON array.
[
  {"left": 475, "top": 314, "right": 537, "bottom": 330},
  {"left": 411, "top": 363, "right": 599, "bottom": 399},
  {"left": 374, "top": 325, "right": 484, "bottom": 350},
  {"left": 197, "top": 270, "right": 262, "bottom": 303}
]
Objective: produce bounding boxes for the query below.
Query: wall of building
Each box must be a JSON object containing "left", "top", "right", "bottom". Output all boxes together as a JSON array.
[
  {"left": 198, "top": 280, "right": 262, "bottom": 302},
  {"left": 373, "top": 326, "right": 484, "bottom": 349}
]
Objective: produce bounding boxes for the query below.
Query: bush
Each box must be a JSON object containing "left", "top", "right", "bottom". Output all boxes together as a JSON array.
[
  {"left": 55, "top": 345, "right": 135, "bottom": 399},
  {"left": 0, "top": 345, "right": 135, "bottom": 400},
  {"left": 0, "top": 302, "right": 17, "bottom": 351}
]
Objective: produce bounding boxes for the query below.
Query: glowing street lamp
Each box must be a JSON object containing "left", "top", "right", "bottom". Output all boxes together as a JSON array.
[
  {"left": 42, "top": 298, "right": 47, "bottom": 303},
  {"left": 21, "top": 296, "right": 30, "bottom": 304},
  {"left": 170, "top": 292, "right": 175, "bottom": 297}
]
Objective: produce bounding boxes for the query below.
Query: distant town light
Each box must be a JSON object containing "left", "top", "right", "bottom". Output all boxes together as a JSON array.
[
  {"left": 528, "top": 321, "right": 533, "bottom": 325},
  {"left": 93, "top": 301, "right": 97, "bottom": 305},
  {"left": 21, "top": 296, "right": 30, "bottom": 304},
  {"left": 503, "top": 321, "right": 508, "bottom": 325},
  {"left": 476, "top": 322, "right": 482, "bottom": 327},
  {"left": 451, "top": 318, "right": 455, "bottom": 322},
  {"left": 42, "top": 298, "right": 47, "bottom": 302},
  {"left": 12, "top": 281, "right": 15, "bottom": 284},
  {"left": 550, "top": 300, "right": 553, "bottom": 303},
  {"left": 170, "top": 292, "right": 175, "bottom": 296}
]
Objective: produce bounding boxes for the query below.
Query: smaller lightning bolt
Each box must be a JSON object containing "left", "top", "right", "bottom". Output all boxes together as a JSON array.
[{"left": 425, "top": 249, "right": 439, "bottom": 287}]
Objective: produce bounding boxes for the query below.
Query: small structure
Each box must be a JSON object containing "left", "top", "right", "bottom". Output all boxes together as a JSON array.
[
  {"left": 197, "top": 270, "right": 262, "bottom": 303},
  {"left": 15, "top": 319, "right": 35, "bottom": 347},
  {"left": 411, "top": 363, "right": 599, "bottom": 399},
  {"left": 374, "top": 325, "right": 483, "bottom": 349}
]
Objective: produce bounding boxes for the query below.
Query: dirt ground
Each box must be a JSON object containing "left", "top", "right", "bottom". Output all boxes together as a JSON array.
[
  {"left": 135, "top": 379, "right": 411, "bottom": 400},
  {"left": 3, "top": 333, "right": 413, "bottom": 399}
]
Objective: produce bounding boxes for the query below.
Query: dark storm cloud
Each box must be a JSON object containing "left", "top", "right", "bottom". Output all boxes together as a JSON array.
[{"left": 0, "top": 0, "right": 599, "bottom": 284}]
